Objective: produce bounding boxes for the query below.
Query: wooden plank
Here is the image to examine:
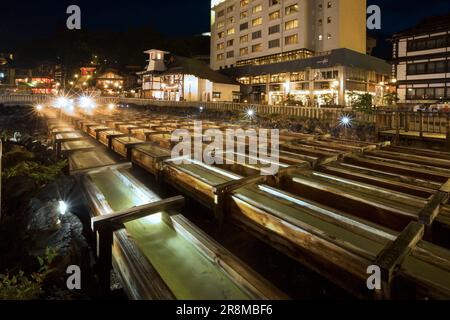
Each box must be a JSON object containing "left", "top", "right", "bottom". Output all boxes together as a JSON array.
[
  {"left": 374, "top": 222, "right": 424, "bottom": 298},
  {"left": 419, "top": 191, "right": 449, "bottom": 225},
  {"left": 92, "top": 196, "right": 185, "bottom": 232},
  {"left": 71, "top": 162, "right": 132, "bottom": 176}
]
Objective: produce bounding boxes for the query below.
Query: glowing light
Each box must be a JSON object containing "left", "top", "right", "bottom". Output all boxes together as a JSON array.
[
  {"left": 108, "top": 103, "right": 115, "bottom": 110},
  {"left": 59, "top": 201, "right": 68, "bottom": 215},
  {"left": 199, "top": 106, "right": 204, "bottom": 112},
  {"left": 244, "top": 108, "right": 256, "bottom": 120},
  {"left": 74, "top": 74, "right": 79, "bottom": 78},
  {"left": 36, "top": 104, "right": 43, "bottom": 111},
  {"left": 391, "top": 78, "right": 397, "bottom": 84},
  {"left": 55, "top": 97, "right": 69, "bottom": 108},
  {"left": 79, "top": 96, "right": 96, "bottom": 109},
  {"left": 339, "top": 114, "right": 353, "bottom": 127},
  {"left": 283, "top": 80, "right": 290, "bottom": 93},
  {"left": 332, "top": 80, "right": 339, "bottom": 88}
]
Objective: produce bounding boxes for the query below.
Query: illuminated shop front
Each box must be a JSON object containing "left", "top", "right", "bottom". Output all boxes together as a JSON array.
[{"left": 225, "top": 48, "right": 391, "bottom": 107}]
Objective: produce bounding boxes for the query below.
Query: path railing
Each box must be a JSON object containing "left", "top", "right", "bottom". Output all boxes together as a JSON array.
[
  {"left": 0, "top": 94, "right": 52, "bottom": 105},
  {"left": 376, "top": 110, "right": 450, "bottom": 138},
  {"left": 3, "top": 94, "right": 447, "bottom": 138}
]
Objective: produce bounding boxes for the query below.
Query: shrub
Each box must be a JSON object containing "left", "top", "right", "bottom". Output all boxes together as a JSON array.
[
  {"left": 2, "top": 160, "right": 67, "bottom": 186},
  {"left": 0, "top": 247, "right": 58, "bottom": 300}
]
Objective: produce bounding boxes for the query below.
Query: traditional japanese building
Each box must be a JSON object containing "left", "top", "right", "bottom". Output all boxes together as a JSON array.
[
  {"left": 138, "top": 49, "right": 240, "bottom": 102},
  {"left": 391, "top": 13, "right": 450, "bottom": 104}
]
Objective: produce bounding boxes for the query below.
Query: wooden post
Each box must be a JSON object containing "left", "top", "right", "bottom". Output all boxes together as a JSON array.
[
  {"left": 395, "top": 112, "right": 400, "bottom": 144},
  {"left": 404, "top": 111, "right": 409, "bottom": 132},
  {"left": 419, "top": 111, "right": 424, "bottom": 138},
  {"left": 446, "top": 115, "right": 450, "bottom": 151}
]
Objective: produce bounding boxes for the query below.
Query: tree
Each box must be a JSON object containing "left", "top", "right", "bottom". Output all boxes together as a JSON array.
[
  {"left": 352, "top": 93, "right": 374, "bottom": 114},
  {"left": 383, "top": 92, "right": 399, "bottom": 107},
  {"left": 322, "top": 93, "right": 335, "bottom": 107}
]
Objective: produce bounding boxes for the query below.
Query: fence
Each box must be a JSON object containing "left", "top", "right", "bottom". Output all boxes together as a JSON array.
[
  {"left": 376, "top": 111, "right": 450, "bottom": 137},
  {"left": 3, "top": 94, "right": 447, "bottom": 137}
]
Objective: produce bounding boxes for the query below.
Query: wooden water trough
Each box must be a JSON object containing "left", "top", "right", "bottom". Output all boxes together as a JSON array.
[
  {"left": 53, "top": 131, "right": 85, "bottom": 158},
  {"left": 131, "top": 143, "right": 172, "bottom": 179},
  {"left": 110, "top": 136, "right": 147, "bottom": 160},
  {"left": 80, "top": 164, "right": 285, "bottom": 300},
  {"left": 227, "top": 181, "right": 450, "bottom": 299},
  {"left": 97, "top": 130, "right": 127, "bottom": 148}
]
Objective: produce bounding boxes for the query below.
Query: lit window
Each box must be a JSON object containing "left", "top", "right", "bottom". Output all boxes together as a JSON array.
[
  {"left": 285, "top": 34, "right": 298, "bottom": 45},
  {"left": 240, "top": 11, "right": 248, "bottom": 19},
  {"left": 318, "top": 34, "right": 323, "bottom": 41},
  {"left": 240, "top": 0, "right": 249, "bottom": 7},
  {"left": 240, "top": 34, "right": 249, "bottom": 43},
  {"left": 269, "top": 10, "right": 280, "bottom": 21},
  {"left": 218, "top": 32, "right": 225, "bottom": 39},
  {"left": 285, "top": 19, "right": 299, "bottom": 30},
  {"left": 217, "top": 53, "right": 225, "bottom": 61},
  {"left": 327, "top": 33, "right": 332, "bottom": 39},
  {"left": 240, "top": 47, "right": 249, "bottom": 56},
  {"left": 252, "top": 5, "right": 262, "bottom": 14},
  {"left": 217, "top": 43, "right": 225, "bottom": 50},
  {"left": 252, "top": 43, "right": 263, "bottom": 53},
  {"left": 285, "top": 4, "right": 299, "bottom": 15},
  {"left": 227, "top": 28, "right": 235, "bottom": 35},
  {"left": 252, "top": 17, "right": 263, "bottom": 26}
]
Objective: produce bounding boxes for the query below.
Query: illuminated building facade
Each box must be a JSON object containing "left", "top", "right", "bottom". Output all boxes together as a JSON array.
[
  {"left": 391, "top": 14, "right": 450, "bottom": 104},
  {"left": 139, "top": 49, "right": 240, "bottom": 102},
  {"left": 210, "top": 0, "right": 390, "bottom": 106}
]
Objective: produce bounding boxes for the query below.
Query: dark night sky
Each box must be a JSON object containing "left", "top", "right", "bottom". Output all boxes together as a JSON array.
[{"left": 1, "top": 0, "right": 449, "bottom": 44}]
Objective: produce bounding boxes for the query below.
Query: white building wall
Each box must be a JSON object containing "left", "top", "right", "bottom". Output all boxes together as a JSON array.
[{"left": 212, "top": 83, "right": 240, "bottom": 101}]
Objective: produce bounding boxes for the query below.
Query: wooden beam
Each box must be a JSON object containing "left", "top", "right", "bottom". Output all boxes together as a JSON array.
[
  {"left": 419, "top": 178, "right": 450, "bottom": 225},
  {"left": 374, "top": 222, "right": 424, "bottom": 299},
  {"left": 92, "top": 196, "right": 185, "bottom": 232},
  {"left": 91, "top": 195, "right": 185, "bottom": 292},
  {"left": 419, "top": 191, "right": 448, "bottom": 225},
  {"left": 72, "top": 162, "right": 132, "bottom": 176}
]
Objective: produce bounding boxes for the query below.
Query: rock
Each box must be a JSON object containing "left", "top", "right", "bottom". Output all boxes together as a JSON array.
[
  {"left": 3, "top": 176, "right": 38, "bottom": 214},
  {"left": 26, "top": 200, "right": 61, "bottom": 233}
]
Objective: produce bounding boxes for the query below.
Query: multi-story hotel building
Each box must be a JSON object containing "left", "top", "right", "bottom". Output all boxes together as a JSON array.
[
  {"left": 391, "top": 14, "right": 450, "bottom": 104},
  {"left": 210, "top": 0, "right": 391, "bottom": 106}
]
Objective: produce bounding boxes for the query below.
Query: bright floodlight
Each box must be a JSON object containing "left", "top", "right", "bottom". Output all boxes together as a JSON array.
[
  {"left": 339, "top": 115, "right": 353, "bottom": 127},
  {"left": 79, "top": 96, "right": 95, "bottom": 109},
  {"left": 56, "top": 97, "right": 68, "bottom": 108},
  {"left": 199, "top": 106, "right": 204, "bottom": 112},
  {"left": 36, "top": 104, "right": 43, "bottom": 111},
  {"left": 59, "top": 201, "right": 68, "bottom": 215},
  {"left": 247, "top": 109, "right": 255, "bottom": 117},
  {"left": 108, "top": 103, "right": 115, "bottom": 110}
]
